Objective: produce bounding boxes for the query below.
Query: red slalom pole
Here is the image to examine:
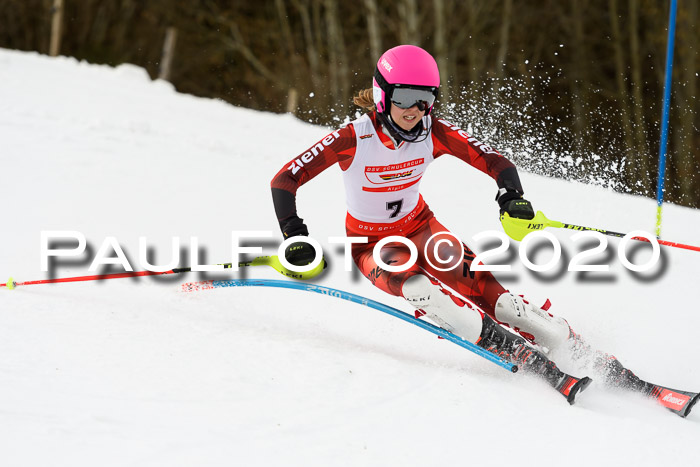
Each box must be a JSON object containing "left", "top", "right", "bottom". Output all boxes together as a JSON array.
[
  {"left": 1, "top": 268, "right": 182, "bottom": 288},
  {"left": 628, "top": 236, "right": 700, "bottom": 253},
  {"left": 1, "top": 255, "right": 326, "bottom": 290},
  {"left": 1, "top": 266, "right": 200, "bottom": 290}
]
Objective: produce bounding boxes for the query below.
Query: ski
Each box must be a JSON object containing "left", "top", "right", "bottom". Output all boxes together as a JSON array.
[
  {"left": 556, "top": 375, "right": 593, "bottom": 405},
  {"left": 584, "top": 353, "right": 698, "bottom": 418},
  {"left": 640, "top": 383, "right": 699, "bottom": 418}
]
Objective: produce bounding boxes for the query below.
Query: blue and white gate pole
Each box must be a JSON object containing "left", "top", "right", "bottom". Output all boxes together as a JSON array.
[
  {"left": 655, "top": 0, "right": 678, "bottom": 238},
  {"left": 185, "top": 278, "right": 518, "bottom": 373}
]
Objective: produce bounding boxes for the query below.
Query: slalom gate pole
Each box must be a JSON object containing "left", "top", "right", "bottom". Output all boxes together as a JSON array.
[
  {"left": 555, "top": 221, "right": 700, "bottom": 252},
  {"left": 501, "top": 211, "right": 700, "bottom": 253},
  {"left": 180, "top": 278, "right": 518, "bottom": 373},
  {"left": 655, "top": 0, "right": 678, "bottom": 238},
  {"left": 0, "top": 255, "right": 324, "bottom": 290}
]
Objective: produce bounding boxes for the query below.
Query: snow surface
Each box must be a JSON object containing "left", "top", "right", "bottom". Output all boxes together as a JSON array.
[{"left": 1, "top": 48, "right": 700, "bottom": 466}]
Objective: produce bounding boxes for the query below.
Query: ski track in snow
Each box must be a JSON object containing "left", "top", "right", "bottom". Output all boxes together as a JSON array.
[{"left": 1, "top": 49, "right": 699, "bottom": 467}]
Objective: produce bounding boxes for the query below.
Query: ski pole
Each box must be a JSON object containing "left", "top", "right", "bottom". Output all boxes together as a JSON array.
[
  {"left": 181, "top": 278, "right": 518, "bottom": 373},
  {"left": 501, "top": 211, "right": 700, "bottom": 253},
  {"left": 0, "top": 255, "right": 324, "bottom": 290}
]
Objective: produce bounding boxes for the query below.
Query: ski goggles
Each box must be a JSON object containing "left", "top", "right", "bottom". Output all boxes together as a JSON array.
[{"left": 390, "top": 86, "right": 437, "bottom": 111}]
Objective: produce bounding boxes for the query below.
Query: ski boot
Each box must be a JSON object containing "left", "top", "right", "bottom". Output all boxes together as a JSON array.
[
  {"left": 494, "top": 292, "right": 571, "bottom": 352},
  {"left": 478, "top": 315, "right": 592, "bottom": 404}
]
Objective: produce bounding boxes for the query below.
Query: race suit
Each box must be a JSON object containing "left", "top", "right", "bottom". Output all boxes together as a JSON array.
[{"left": 270, "top": 111, "right": 523, "bottom": 316}]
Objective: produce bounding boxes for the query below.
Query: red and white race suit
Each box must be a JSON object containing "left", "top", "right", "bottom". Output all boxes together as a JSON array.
[{"left": 271, "top": 111, "right": 522, "bottom": 316}]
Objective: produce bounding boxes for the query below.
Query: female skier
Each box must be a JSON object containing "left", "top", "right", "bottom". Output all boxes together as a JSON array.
[{"left": 270, "top": 45, "right": 664, "bottom": 403}]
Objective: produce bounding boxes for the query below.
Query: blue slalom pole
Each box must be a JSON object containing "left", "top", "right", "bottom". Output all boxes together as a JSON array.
[
  {"left": 655, "top": 0, "right": 678, "bottom": 238},
  {"left": 183, "top": 278, "right": 517, "bottom": 373}
]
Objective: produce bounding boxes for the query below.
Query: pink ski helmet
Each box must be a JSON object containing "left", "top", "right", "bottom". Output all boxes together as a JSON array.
[{"left": 373, "top": 45, "right": 440, "bottom": 115}]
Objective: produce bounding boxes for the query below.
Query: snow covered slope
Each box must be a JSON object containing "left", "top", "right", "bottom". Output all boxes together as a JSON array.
[{"left": 1, "top": 49, "right": 699, "bottom": 467}]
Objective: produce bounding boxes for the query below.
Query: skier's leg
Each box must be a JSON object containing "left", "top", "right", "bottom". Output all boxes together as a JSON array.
[
  {"left": 401, "top": 271, "right": 583, "bottom": 389},
  {"left": 401, "top": 272, "right": 583, "bottom": 389},
  {"left": 495, "top": 295, "right": 649, "bottom": 391},
  {"left": 351, "top": 235, "right": 587, "bottom": 392},
  {"left": 401, "top": 274, "right": 484, "bottom": 342},
  {"left": 408, "top": 216, "right": 572, "bottom": 352},
  {"left": 351, "top": 236, "right": 484, "bottom": 342},
  {"left": 350, "top": 238, "right": 477, "bottom": 338},
  {"left": 493, "top": 293, "right": 571, "bottom": 352},
  {"left": 350, "top": 237, "right": 420, "bottom": 297},
  {"left": 406, "top": 217, "right": 507, "bottom": 316}
]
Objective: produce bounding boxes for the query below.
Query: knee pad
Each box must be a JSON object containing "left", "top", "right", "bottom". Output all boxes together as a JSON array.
[
  {"left": 402, "top": 275, "right": 483, "bottom": 343},
  {"left": 494, "top": 293, "right": 571, "bottom": 352}
]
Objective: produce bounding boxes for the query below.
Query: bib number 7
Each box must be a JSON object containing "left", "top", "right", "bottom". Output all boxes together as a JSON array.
[{"left": 387, "top": 199, "right": 403, "bottom": 218}]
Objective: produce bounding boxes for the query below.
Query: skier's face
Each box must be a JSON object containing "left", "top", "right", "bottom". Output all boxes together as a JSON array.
[{"left": 390, "top": 104, "right": 425, "bottom": 131}]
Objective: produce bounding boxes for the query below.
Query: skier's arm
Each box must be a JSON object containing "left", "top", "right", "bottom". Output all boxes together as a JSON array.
[
  {"left": 270, "top": 125, "right": 356, "bottom": 238},
  {"left": 430, "top": 117, "right": 533, "bottom": 218}
]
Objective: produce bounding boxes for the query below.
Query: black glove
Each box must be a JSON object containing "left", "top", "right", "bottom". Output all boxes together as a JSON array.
[
  {"left": 501, "top": 199, "right": 535, "bottom": 219},
  {"left": 281, "top": 217, "right": 327, "bottom": 269},
  {"left": 497, "top": 190, "right": 535, "bottom": 219},
  {"left": 281, "top": 216, "right": 309, "bottom": 239},
  {"left": 284, "top": 239, "right": 317, "bottom": 266}
]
